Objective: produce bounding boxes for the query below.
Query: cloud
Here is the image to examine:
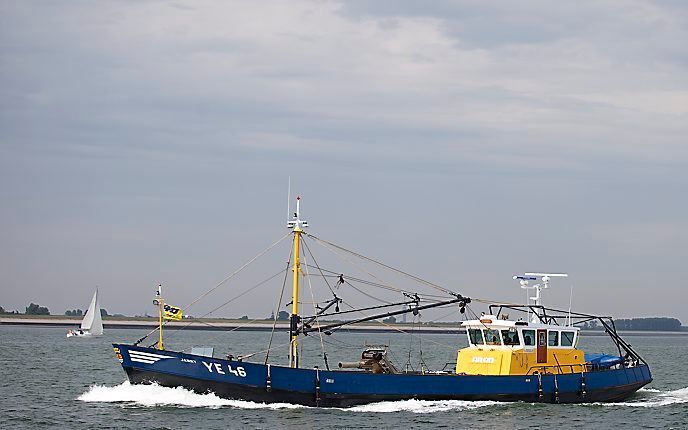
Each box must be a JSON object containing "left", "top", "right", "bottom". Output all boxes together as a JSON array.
[
  {"left": 2, "top": 0, "right": 686, "bottom": 168},
  {"left": 0, "top": 0, "right": 686, "bottom": 320},
  {"left": 590, "top": 221, "right": 688, "bottom": 258}
]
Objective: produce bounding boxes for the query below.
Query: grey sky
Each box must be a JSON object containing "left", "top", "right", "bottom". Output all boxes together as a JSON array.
[{"left": 1, "top": 1, "right": 686, "bottom": 322}]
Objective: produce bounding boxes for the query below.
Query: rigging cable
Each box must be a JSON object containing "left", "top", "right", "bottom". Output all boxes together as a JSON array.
[
  {"left": 405, "top": 311, "right": 416, "bottom": 373},
  {"left": 301, "top": 246, "right": 329, "bottom": 370},
  {"left": 335, "top": 299, "right": 462, "bottom": 352},
  {"left": 306, "top": 233, "right": 457, "bottom": 296},
  {"left": 301, "top": 237, "right": 337, "bottom": 297},
  {"left": 135, "top": 233, "right": 291, "bottom": 346},
  {"left": 239, "top": 340, "right": 293, "bottom": 361},
  {"left": 177, "top": 315, "right": 279, "bottom": 353},
  {"left": 306, "top": 233, "right": 402, "bottom": 296},
  {"left": 342, "top": 279, "right": 395, "bottom": 305},
  {"left": 168, "top": 267, "right": 290, "bottom": 346},
  {"left": 182, "top": 232, "right": 291, "bottom": 314},
  {"left": 265, "top": 257, "right": 292, "bottom": 365},
  {"left": 302, "top": 265, "right": 410, "bottom": 295},
  {"left": 304, "top": 265, "right": 456, "bottom": 300},
  {"left": 303, "top": 298, "right": 418, "bottom": 320},
  {"left": 198, "top": 268, "right": 288, "bottom": 320}
]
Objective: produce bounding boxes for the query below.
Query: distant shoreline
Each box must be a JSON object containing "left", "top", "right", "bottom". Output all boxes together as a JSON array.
[
  {"left": 2, "top": 316, "right": 687, "bottom": 336},
  {"left": 0, "top": 316, "right": 460, "bottom": 334}
]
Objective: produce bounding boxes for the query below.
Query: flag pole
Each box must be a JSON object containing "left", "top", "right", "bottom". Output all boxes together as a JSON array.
[{"left": 156, "top": 284, "right": 164, "bottom": 350}]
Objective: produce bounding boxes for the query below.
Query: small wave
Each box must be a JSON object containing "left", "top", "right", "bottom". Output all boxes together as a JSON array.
[
  {"left": 77, "top": 381, "right": 303, "bottom": 409},
  {"left": 637, "top": 387, "right": 661, "bottom": 393},
  {"left": 605, "top": 387, "right": 688, "bottom": 408},
  {"left": 349, "top": 399, "right": 499, "bottom": 414}
]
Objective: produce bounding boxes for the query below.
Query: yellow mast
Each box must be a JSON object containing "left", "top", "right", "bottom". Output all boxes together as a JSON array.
[
  {"left": 287, "top": 196, "right": 307, "bottom": 368},
  {"left": 289, "top": 227, "right": 301, "bottom": 367}
]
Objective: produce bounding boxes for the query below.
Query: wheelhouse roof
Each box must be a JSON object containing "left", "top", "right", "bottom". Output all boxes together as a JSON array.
[{"left": 461, "top": 315, "right": 581, "bottom": 331}]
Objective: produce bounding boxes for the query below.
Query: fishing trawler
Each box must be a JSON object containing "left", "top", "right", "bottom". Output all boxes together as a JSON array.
[
  {"left": 68, "top": 289, "right": 103, "bottom": 337},
  {"left": 112, "top": 198, "right": 652, "bottom": 406}
]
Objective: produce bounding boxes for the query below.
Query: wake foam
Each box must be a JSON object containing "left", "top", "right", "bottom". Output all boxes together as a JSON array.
[
  {"left": 77, "top": 382, "right": 498, "bottom": 413},
  {"left": 349, "top": 399, "right": 499, "bottom": 413},
  {"left": 77, "top": 381, "right": 303, "bottom": 409},
  {"left": 80, "top": 382, "right": 687, "bottom": 411},
  {"left": 604, "top": 387, "right": 688, "bottom": 408}
]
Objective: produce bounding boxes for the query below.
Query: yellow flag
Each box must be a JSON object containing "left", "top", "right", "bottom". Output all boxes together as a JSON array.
[{"left": 163, "top": 304, "right": 183, "bottom": 320}]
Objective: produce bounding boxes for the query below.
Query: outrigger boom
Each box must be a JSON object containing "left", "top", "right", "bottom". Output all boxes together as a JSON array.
[{"left": 301, "top": 295, "right": 470, "bottom": 336}]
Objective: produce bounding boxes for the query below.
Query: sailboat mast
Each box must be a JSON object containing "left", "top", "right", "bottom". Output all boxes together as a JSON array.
[{"left": 287, "top": 196, "right": 308, "bottom": 368}]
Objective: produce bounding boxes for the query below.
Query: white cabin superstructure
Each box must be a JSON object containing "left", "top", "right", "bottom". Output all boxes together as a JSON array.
[
  {"left": 456, "top": 273, "right": 586, "bottom": 376},
  {"left": 456, "top": 314, "right": 584, "bottom": 376}
]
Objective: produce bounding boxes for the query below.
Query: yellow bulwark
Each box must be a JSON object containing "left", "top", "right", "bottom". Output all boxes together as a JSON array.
[{"left": 456, "top": 316, "right": 585, "bottom": 375}]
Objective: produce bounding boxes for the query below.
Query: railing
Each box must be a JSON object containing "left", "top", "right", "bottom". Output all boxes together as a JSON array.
[
  {"left": 527, "top": 363, "right": 589, "bottom": 375},
  {"left": 525, "top": 362, "right": 627, "bottom": 375},
  {"left": 441, "top": 362, "right": 457, "bottom": 372},
  {"left": 486, "top": 304, "right": 648, "bottom": 368}
]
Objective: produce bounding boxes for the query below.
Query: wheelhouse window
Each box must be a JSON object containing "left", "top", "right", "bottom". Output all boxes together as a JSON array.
[
  {"left": 548, "top": 330, "right": 559, "bottom": 346},
  {"left": 483, "top": 329, "right": 502, "bottom": 345},
  {"left": 468, "top": 328, "right": 484, "bottom": 345},
  {"left": 501, "top": 329, "right": 520, "bottom": 346},
  {"left": 561, "top": 331, "right": 575, "bottom": 347},
  {"left": 522, "top": 329, "right": 535, "bottom": 346}
]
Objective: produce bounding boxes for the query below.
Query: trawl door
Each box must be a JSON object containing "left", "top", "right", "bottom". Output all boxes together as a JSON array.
[{"left": 536, "top": 329, "right": 548, "bottom": 363}]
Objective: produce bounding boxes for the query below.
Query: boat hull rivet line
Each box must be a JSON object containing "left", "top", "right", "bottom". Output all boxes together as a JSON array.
[
  {"left": 315, "top": 367, "right": 321, "bottom": 406},
  {"left": 554, "top": 374, "right": 560, "bottom": 404},
  {"left": 266, "top": 364, "right": 272, "bottom": 392},
  {"left": 537, "top": 373, "right": 543, "bottom": 400}
]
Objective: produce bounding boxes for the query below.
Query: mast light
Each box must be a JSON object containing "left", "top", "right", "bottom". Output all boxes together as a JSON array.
[{"left": 287, "top": 196, "right": 309, "bottom": 229}]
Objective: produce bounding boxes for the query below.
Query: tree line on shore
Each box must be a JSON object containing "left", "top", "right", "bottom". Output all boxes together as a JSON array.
[
  {"left": 0, "top": 303, "right": 109, "bottom": 317},
  {"left": 0, "top": 305, "right": 685, "bottom": 331},
  {"left": 580, "top": 317, "right": 683, "bottom": 331}
]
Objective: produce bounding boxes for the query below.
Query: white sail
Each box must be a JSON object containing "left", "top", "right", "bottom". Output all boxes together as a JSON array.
[{"left": 80, "top": 289, "right": 104, "bottom": 335}]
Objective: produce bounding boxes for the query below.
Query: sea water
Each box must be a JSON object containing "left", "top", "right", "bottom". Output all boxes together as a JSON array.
[{"left": 1, "top": 326, "right": 686, "bottom": 429}]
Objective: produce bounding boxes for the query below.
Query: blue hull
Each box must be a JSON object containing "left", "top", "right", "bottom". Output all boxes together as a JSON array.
[{"left": 114, "top": 344, "right": 652, "bottom": 407}]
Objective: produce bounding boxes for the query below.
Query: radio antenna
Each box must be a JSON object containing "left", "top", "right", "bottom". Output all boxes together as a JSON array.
[
  {"left": 513, "top": 275, "right": 537, "bottom": 321},
  {"left": 567, "top": 283, "right": 574, "bottom": 326},
  {"left": 515, "top": 273, "right": 568, "bottom": 323},
  {"left": 286, "top": 177, "right": 291, "bottom": 222}
]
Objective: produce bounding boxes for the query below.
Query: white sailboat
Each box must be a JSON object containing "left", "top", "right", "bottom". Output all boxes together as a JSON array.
[{"left": 67, "top": 289, "right": 104, "bottom": 337}]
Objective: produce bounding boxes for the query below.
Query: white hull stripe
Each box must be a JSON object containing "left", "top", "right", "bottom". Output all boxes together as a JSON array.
[
  {"left": 130, "top": 357, "right": 159, "bottom": 362},
  {"left": 129, "top": 350, "right": 173, "bottom": 359},
  {"left": 128, "top": 350, "right": 174, "bottom": 364},
  {"left": 130, "top": 358, "right": 157, "bottom": 364}
]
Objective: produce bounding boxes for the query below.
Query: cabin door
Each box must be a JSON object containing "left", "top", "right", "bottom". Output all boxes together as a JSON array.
[{"left": 536, "top": 329, "right": 547, "bottom": 363}]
